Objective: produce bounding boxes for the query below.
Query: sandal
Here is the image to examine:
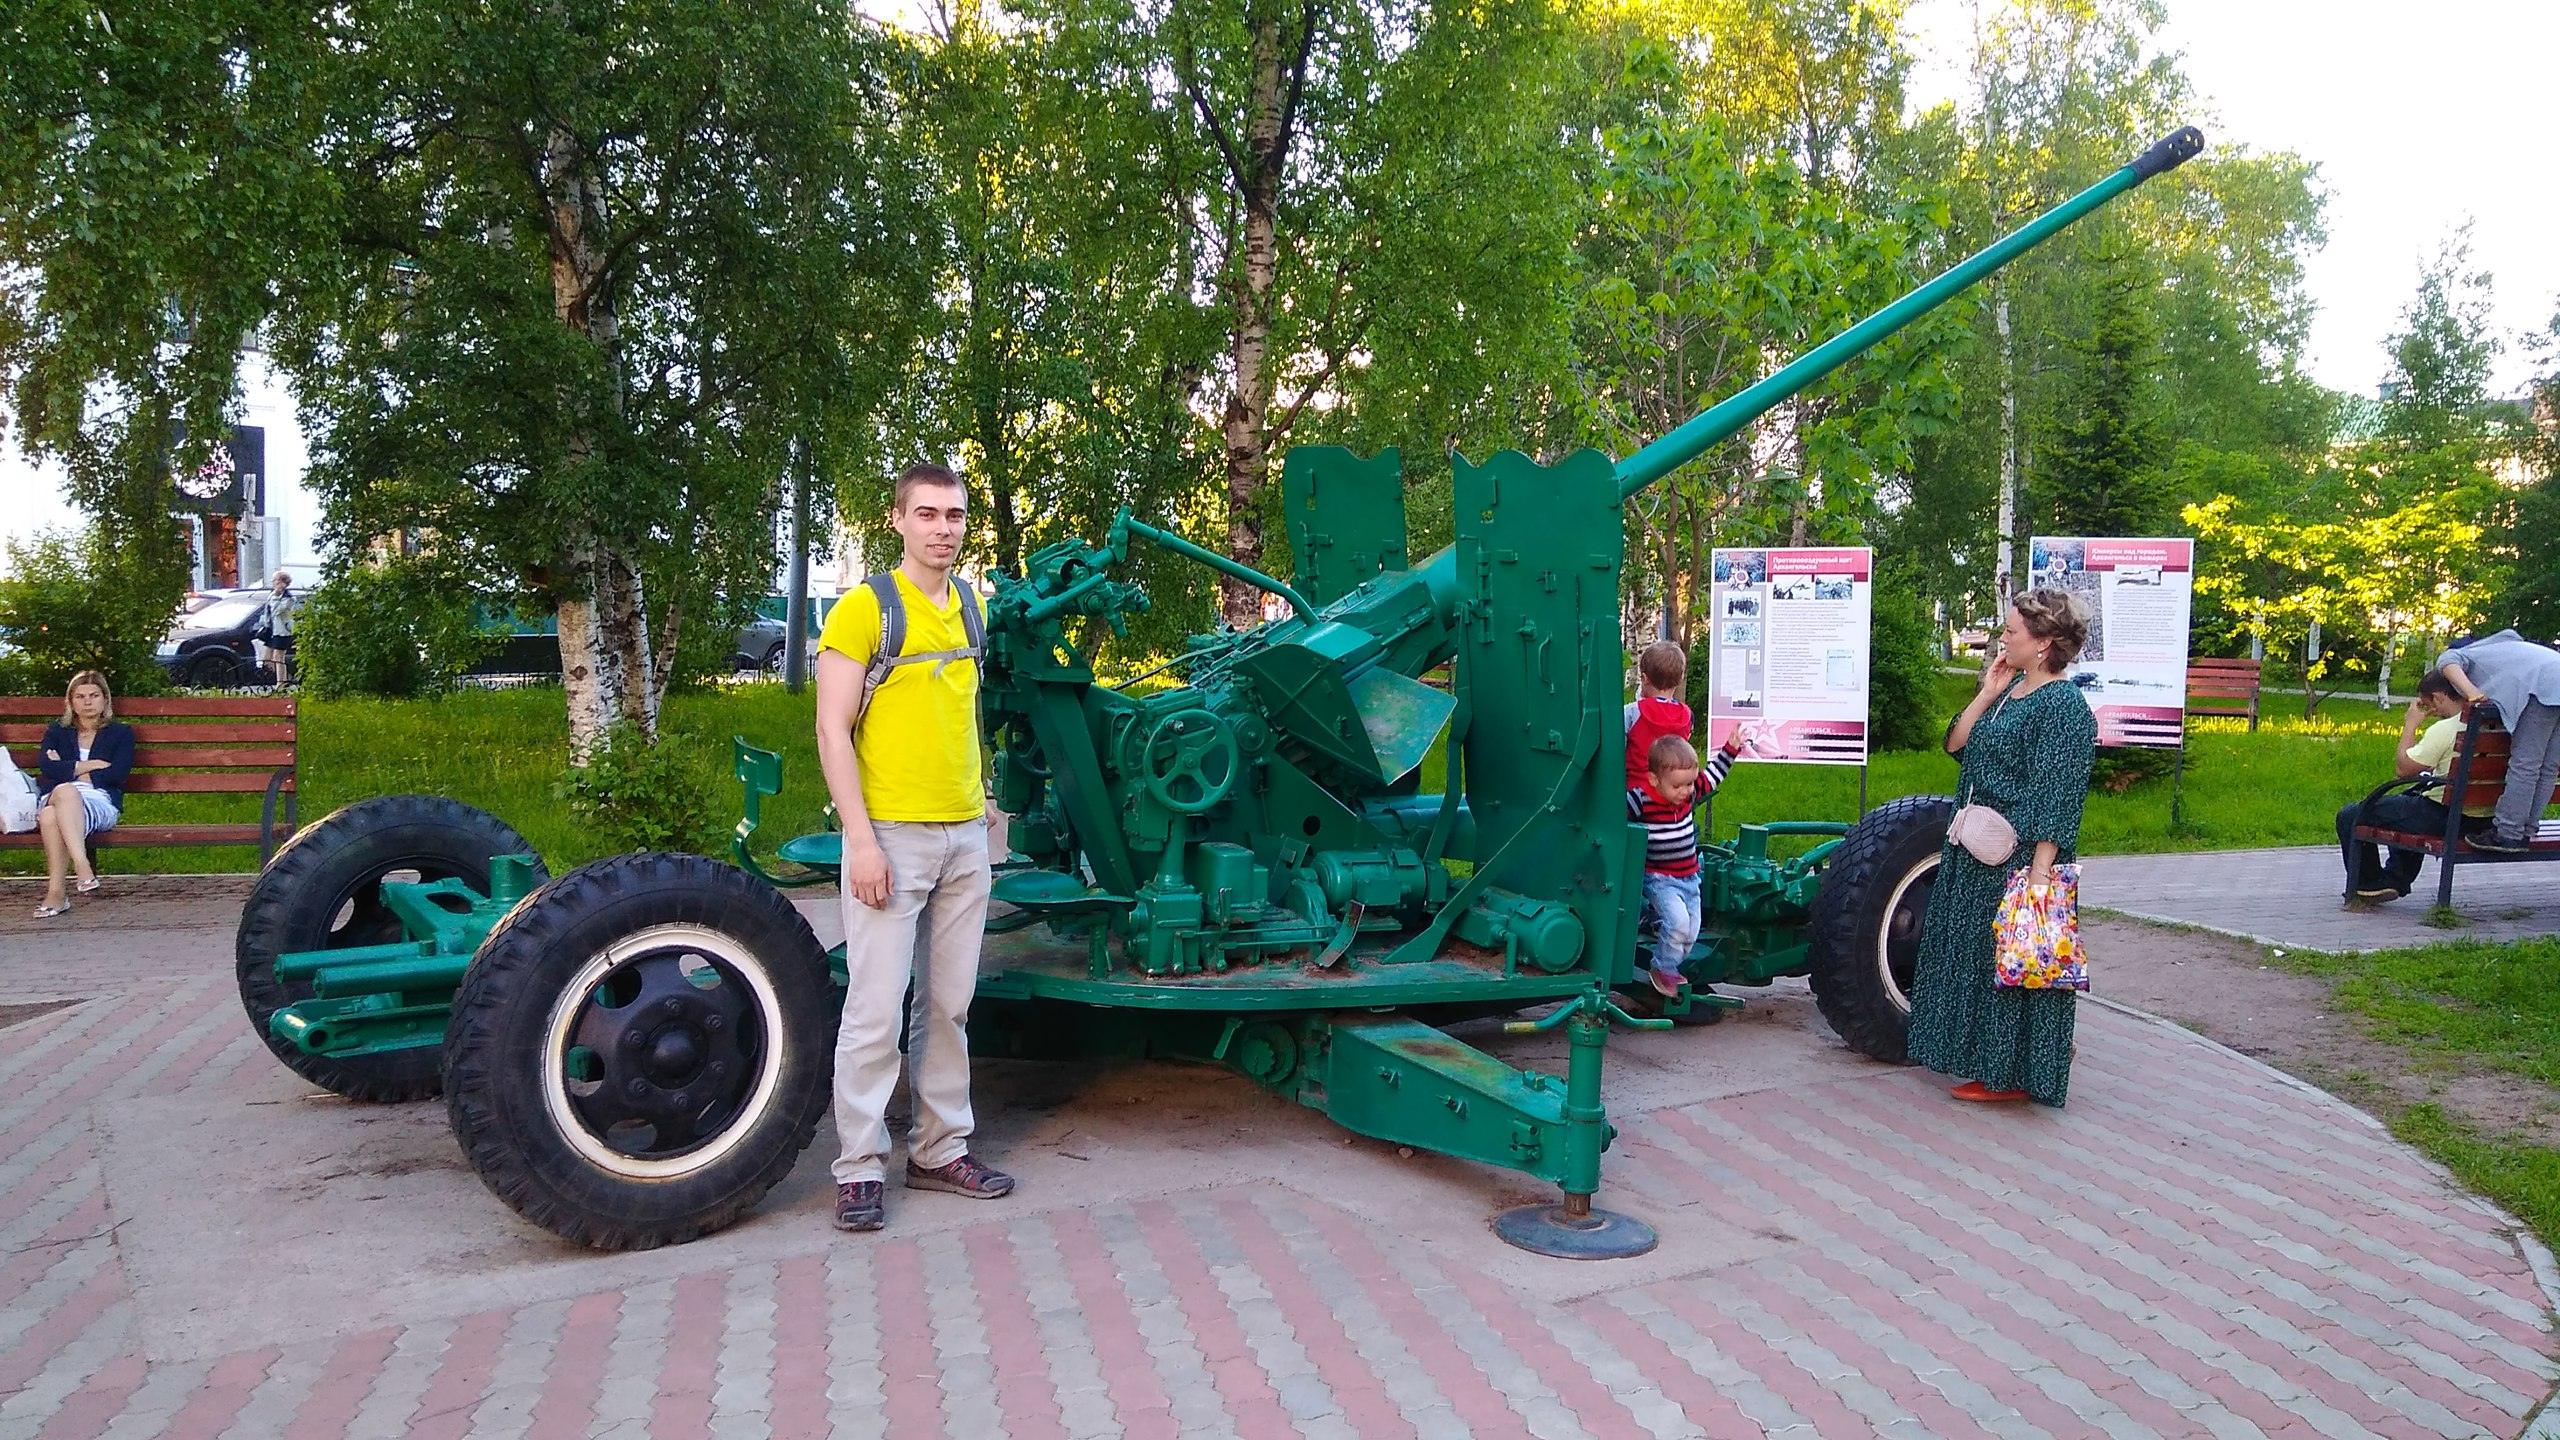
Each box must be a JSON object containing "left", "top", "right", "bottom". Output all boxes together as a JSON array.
[
  {"left": 74, "top": 877, "right": 100, "bottom": 894},
  {"left": 33, "top": 902, "right": 70, "bottom": 919}
]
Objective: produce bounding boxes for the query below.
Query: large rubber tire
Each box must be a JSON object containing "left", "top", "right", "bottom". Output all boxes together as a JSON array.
[
  {"left": 1805, "top": 794, "right": 1955, "bottom": 1064},
  {"left": 236, "top": 795, "right": 547, "bottom": 1102},
  {"left": 444, "top": 852, "right": 835, "bottom": 1250}
]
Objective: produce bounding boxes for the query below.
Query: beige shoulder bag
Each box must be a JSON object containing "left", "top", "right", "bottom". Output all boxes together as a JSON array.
[{"left": 1948, "top": 690, "right": 2018, "bottom": 865}]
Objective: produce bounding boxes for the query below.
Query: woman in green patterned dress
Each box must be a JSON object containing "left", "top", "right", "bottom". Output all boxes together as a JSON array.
[{"left": 1907, "top": 588, "right": 2097, "bottom": 1106}]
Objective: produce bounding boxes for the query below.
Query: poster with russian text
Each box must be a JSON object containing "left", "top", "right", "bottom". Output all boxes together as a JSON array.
[
  {"left": 2028, "top": 536, "right": 2195, "bottom": 748},
  {"left": 1705, "top": 547, "right": 1871, "bottom": 765}
]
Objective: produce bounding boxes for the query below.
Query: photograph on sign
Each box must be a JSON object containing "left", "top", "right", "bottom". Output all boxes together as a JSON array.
[
  {"left": 1706, "top": 546, "right": 1871, "bottom": 766},
  {"left": 2029, "top": 536, "right": 2195, "bottom": 748}
]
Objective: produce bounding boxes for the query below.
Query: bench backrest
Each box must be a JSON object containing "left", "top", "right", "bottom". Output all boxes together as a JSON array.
[
  {"left": 2185, "top": 657, "right": 2262, "bottom": 699},
  {"left": 2450, "top": 718, "right": 2558, "bottom": 811},
  {"left": 0, "top": 695, "right": 297, "bottom": 796}
]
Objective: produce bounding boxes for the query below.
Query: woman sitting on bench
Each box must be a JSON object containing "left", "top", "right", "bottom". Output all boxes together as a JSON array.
[
  {"left": 32, "top": 669, "right": 133, "bottom": 919},
  {"left": 2433, "top": 630, "right": 2560, "bottom": 854}
]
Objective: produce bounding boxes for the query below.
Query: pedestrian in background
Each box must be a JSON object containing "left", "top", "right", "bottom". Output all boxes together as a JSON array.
[
  {"left": 1906, "top": 589, "right": 2098, "bottom": 1107},
  {"left": 2432, "top": 629, "right": 2560, "bottom": 852},
  {"left": 263, "top": 570, "right": 299, "bottom": 687},
  {"left": 32, "top": 670, "right": 134, "bottom": 919}
]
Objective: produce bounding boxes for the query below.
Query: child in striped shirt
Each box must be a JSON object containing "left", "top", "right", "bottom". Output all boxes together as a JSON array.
[{"left": 1627, "top": 731, "right": 1745, "bottom": 996}]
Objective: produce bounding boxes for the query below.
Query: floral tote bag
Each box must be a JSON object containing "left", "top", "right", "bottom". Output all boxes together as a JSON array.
[{"left": 1993, "top": 863, "right": 2088, "bottom": 991}]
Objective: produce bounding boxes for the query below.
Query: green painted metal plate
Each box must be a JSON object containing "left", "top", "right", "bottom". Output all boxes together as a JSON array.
[
  {"left": 1282, "top": 445, "right": 1407, "bottom": 606},
  {"left": 975, "top": 927, "right": 1590, "bottom": 1012},
  {"left": 777, "top": 832, "right": 842, "bottom": 869}
]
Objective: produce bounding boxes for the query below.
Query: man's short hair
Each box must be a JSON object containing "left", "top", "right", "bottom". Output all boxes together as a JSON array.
[
  {"left": 1638, "top": 640, "right": 1687, "bottom": 690},
  {"left": 894, "top": 462, "right": 966, "bottom": 513},
  {"left": 1647, "top": 733, "right": 1700, "bottom": 776},
  {"left": 2417, "top": 670, "right": 2457, "bottom": 702}
]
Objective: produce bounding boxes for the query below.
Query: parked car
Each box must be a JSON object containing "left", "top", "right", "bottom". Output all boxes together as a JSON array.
[
  {"left": 729, "top": 597, "right": 832, "bottom": 673},
  {"left": 158, "top": 592, "right": 276, "bottom": 687}
]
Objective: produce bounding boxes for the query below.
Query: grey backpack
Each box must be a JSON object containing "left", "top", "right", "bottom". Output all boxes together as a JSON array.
[{"left": 854, "top": 572, "right": 985, "bottom": 727}]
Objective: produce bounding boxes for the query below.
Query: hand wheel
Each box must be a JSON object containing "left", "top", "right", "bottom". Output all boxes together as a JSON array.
[{"left": 1138, "top": 710, "right": 1240, "bottom": 815}]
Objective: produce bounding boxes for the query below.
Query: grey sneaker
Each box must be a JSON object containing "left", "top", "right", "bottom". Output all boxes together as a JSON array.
[
  {"left": 834, "top": 1180, "right": 885, "bottom": 1231},
  {"left": 906, "top": 1153, "right": 1015, "bottom": 1198}
]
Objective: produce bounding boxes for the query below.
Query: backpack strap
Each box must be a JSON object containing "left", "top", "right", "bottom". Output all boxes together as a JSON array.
[{"left": 853, "top": 572, "right": 983, "bottom": 728}]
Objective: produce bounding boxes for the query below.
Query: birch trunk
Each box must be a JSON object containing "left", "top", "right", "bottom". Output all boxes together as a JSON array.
[
  {"left": 1994, "top": 290, "right": 2017, "bottom": 606},
  {"left": 543, "top": 120, "right": 651, "bottom": 755},
  {"left": 1218, "top": 12, "right": 1286, "bottom": 629}
]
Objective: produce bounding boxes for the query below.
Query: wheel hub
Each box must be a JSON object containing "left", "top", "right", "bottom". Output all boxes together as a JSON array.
[{"left": 561, "top": 948, "right": 762, "bottom": 1159}]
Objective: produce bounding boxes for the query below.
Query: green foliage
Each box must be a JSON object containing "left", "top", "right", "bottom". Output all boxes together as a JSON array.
[
  {"left": 559, "top": 722, "right": 722, "bottom": 856},
  {"left": 2087, "top": 744, "right": 2174, "bottom": 792},
  {"left": 2032, "top": 250, "right": 2169, "bottom": 537},
  {"left": 0, "top": 528, "right": 179, "bottom": 697},
  {"left": 2502, "top": 305, "right": 2560, "bottom": 639},
  {"left": 295, "top": 559, "right": 495, "bottom": 701},
  {"left": 1867, "top": 570, "right": 1946, "bottom": 752}
]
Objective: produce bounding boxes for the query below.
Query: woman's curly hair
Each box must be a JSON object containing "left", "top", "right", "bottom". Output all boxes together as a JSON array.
[{"left": 2012, "top": 588, "right": 2091, "bottom": 672}]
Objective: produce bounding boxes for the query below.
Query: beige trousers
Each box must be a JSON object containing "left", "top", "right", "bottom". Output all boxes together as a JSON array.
[{"left": 831, "top": 818, "right": 992, "bottom": 1184}]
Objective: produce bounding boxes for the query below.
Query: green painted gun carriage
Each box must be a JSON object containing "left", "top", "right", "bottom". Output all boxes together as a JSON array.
[{"left": 233, "top": 129, "right": 2202, "bottom": 1256}]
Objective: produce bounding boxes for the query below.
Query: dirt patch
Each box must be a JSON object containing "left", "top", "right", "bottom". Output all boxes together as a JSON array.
[
  {"left": 0, "top": 999, "right": 80, "bottom": 1031},
  {"left": 2089, "top": 912, "right": 2560, "bottom": 1149}
]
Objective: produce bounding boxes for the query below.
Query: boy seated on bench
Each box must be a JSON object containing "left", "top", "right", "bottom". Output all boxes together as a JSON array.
[{"left": 2335, "top": 672, "right": 2488, "bottom": 904}]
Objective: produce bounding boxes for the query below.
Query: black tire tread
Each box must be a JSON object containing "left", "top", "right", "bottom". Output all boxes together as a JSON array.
[
  {"left": 235, "top": 795, "right": 545, "bottom": 1102},
  {"left": 443, "top": 852, "right": 833, "bottom": 1251},
  {"left": 1806, "top": 793, "right": 1955, "bottom": 1064}
]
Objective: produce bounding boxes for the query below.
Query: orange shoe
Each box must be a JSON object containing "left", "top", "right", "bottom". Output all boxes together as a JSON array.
[{"left": 1951, "top": 1080, "right": 2029, "bottom": 1103}]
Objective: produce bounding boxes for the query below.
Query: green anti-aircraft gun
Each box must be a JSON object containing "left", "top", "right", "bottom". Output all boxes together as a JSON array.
[{"left": 233, "top": 128, "right": 2201, "bottom": 1257}]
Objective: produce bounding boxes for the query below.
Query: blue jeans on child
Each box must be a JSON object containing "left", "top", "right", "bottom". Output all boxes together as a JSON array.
[{"left": 1642, "top": 871, "right": 1703, "bottom": 976}]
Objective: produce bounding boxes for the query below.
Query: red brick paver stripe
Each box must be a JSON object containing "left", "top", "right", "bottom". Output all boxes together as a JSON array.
[
  {"left": 0, "top": 1258, "right": 122, "bottom": 1400},
  {"left": 1296, "top": 1198, "right": 1539, "bottom": 1440},
  {"left": 1047, "top": 1204, "right": 1183, "bottom": 1440},
  {"left": 525, "top": 1289, "right": 622, "bottom": 1438},
  {"left": 402, "top": 1308, "right": 511, "bottom": 1440},
  {"left": 279, "top": 1329, "right": 400, "bottom": 1440},
  {"left": 29, "top": 1353, "right": 146, "bottom": 1440},
  {"left": 1132, "top": 1196, "right": 1298, "bottom": 1439},
  {"left": 0, "top": 986, "right": 229, "bottom": 1151},
  {"left": 2075, "top": 1034, "right": 2526, "bottom": 1246},
  {"left": 962, "top": 1222, "right": 1071, "bottom": 1440},
  {"left": 651, "top": 1268, "right": 734, "bottom": 1440},
  {"left": 1661, "top": 1114, "right": 2185, "bottom": 1440},
  {"left": 1576, "top": 1295, "right": 1764, "bottom": 1438},
  {"left": 1998, "top": 1087, "right": 2555, "bottom": 1414},
  {"left": 867, "top": 1236, "right": 950, "bottom": 1439},
  {"left": 1689, "top": 1101, "right": 2304, "bottom": 1437},
  {"left": 1437, "top": 1245, "right": 1659, "bottom": 1438},
  {"left": 155, "top": 1345, "right": 280, "bottom": 1440},
  {"left": 1759, "top": 1096, "right": 2408, "bottom": 1438},
  {"left": 1890, "top": 1097, "right": 2501, "bottom": 1435}
]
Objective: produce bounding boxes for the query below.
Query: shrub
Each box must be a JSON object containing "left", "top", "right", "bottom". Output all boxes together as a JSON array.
[
  {"left": 1869, "top": 570, "right": 1947, "bottom": 753},
  {"left": 560, "top": 722, "right": 720, "bottom": 854},
  {"left": 0, "top": 527, "right": 181, "bottom": 697},
  {"left": 298, "top": 558, "right": 495, "bottom": 699},
  {"left": 2090, "top": 744, "right": 2178, "bottom": 793}
]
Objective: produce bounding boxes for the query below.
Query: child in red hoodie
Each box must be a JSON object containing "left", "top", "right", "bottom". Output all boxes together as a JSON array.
[{"left": 1624, "top": 643, "right": 1749, "bottom": 994}]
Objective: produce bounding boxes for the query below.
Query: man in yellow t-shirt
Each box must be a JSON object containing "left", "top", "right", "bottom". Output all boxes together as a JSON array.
[
  {"left": 2337, "top": 672, "right": 2491, "bottom": 903},
  {"left": 813, "top": 462, "right": 1011, "bottom": 1233}
]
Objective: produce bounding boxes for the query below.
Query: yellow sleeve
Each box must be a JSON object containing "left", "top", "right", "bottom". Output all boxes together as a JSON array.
[
  {"left": 816, "top": 585, "right": 883, "bottom": 667},
  {"left": 2406, "top": 717, "right": 2461, "bottom": 774}
]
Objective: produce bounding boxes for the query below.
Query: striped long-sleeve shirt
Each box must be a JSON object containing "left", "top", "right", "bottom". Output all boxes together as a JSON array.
[{"left": 1626, "top": 745, "right": 1734, "bottom": 878}]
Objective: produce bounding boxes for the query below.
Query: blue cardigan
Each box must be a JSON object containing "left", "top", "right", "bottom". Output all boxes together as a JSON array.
[{"left": 39, "top": 721, "right": 136, "bottom": 810}]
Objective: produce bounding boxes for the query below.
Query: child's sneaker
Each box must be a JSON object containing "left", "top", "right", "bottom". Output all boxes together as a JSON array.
[{"left": 1647, "top": 965, "right": 1685, "bottom": 998}]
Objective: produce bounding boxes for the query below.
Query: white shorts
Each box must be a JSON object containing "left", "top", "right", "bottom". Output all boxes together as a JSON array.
[{"left": 73, "top": 783, "right": 118, "bottom": 832}]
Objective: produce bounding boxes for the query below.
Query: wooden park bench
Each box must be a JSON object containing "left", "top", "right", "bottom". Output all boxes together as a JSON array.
[
  {"left": 2349, "top": 703, "right": 2560, "bottom": 908},
  {"left": 0, "top": 695, "right": 299, "bottom": 864},
  {"left": 2186, "top": 656, "right": 2262, "bottom": 731}
]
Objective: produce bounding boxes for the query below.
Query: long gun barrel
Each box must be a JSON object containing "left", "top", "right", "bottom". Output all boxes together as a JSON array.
[{"left": 1613, "top": 126, "right": 2204, "bottom": 499}]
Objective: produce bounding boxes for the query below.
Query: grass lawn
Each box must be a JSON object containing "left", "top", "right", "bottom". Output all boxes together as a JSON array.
[
  {"left": 2, "top": 682, "right": 834, "bottom": 878},
  {"left": 2275, "top": 936, "right": 2560, "bottom": 1249},
  {"left": 5, "top": 673, "right": 2422, "bottom": 877}
]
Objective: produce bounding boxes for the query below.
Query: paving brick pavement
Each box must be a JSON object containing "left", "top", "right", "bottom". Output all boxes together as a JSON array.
[{"left": 4, "top": 892, "right": 2558, "bottom": 1438}]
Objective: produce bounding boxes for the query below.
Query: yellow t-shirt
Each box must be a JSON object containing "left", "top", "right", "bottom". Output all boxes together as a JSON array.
[
  {"left": 2406, "top": 716, "right": 2496, "bottom": 817},
  {"left": 817, "top": 573, "right": 984, "bottom": 822}
]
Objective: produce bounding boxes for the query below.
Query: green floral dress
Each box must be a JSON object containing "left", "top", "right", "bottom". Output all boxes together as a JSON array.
[{"left": 1905, "top": 677, "right": 2098, "bottom": 1106}]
